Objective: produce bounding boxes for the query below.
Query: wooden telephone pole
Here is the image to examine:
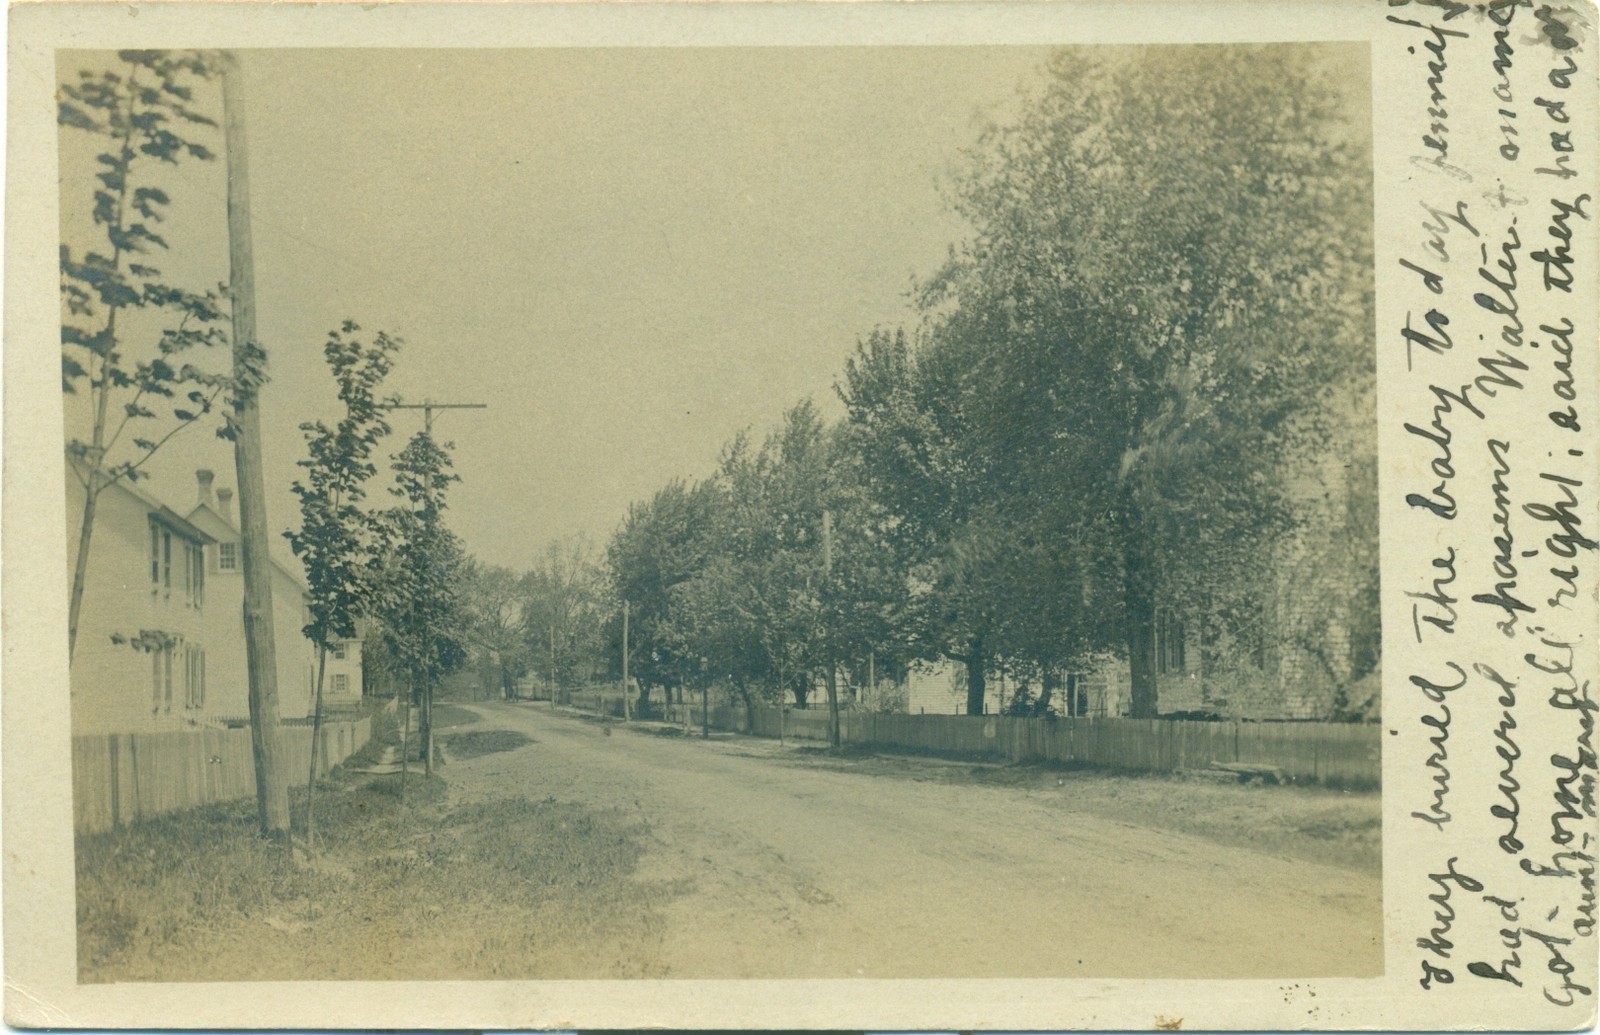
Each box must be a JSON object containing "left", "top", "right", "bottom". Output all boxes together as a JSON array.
[
  {"left": 221, "top": 51, "right": 290, "bottom": 842},
  {"left": 383, "top": 400, "right": 488, "bottom": 436},
  {"left": 822, "top": 509, "right": 841, "bottom": 749},
  {"left": 621, "top": 599, "right": 631, "bottom": 721}
]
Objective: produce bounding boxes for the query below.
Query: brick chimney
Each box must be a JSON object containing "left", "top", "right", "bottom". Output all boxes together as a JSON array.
[
  {"left": 217, "top": 487, "right": 234, "bottom": 523},
  {"left": 196, "top": 469, "right": 215, "bottom": 509}
]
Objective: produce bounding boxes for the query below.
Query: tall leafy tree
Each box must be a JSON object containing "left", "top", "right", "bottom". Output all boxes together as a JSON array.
[
  {"left": 748, "top": 402, "right": 910, "bottom": 741},
  {"left": 814, "top": 426, "right": 916, "bottom": 694},
  {"left": 60, "top": 50, "right": 232, "bottom": 662},
  {"left": 737, "top": 404, "right": 834, "bottom": 719},
  {"left": 609, "top": 46, "right": 1371, "bottom": 723},
  {"left": 523, "top": 537, "right": 609, "bottom": 698},
  {"left": 284, "top": 322, "right": 398, "bottom": 848},
  {"left": 606, "top": 479, "right": 721, "bottom": 701},
  {"left": 460, "top": 559, "right": 533, "bottom": 701},
  {"left": 373, "top": 430, "right": 468, "bottom": 785},
  {"left": 662, "top": 554, "right": 768, "bottom": 722},
  {"left": 923, "top": 45, "right": 1372, "bottom": 716},
  {"left": 684, "top": 410, "right": 833, "bottom": 718},
  {"left": 838, "top": 328, "right": 1013, "bottom": 714},
  {"left": 654, "top": 402, "right": 912, "bottom": 737}
]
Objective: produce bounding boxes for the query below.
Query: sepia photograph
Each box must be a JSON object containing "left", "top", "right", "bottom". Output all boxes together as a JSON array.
[
  {"left": 8, "top": 0, "right": 1599, "bottom": 1028},
  {"left": 53, "top": 39, "right": 1384, "bottom": 985}
]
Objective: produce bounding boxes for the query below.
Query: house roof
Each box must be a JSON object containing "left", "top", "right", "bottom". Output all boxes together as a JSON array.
[
  {"left": 150, "top": 505, "right": 217, "bottom": 546},
  {"left": 185, "top": 501, "right": 311, "bottom": 595},
  {"left": 67, "top": 457, "right": 216, "bottom": 546}
]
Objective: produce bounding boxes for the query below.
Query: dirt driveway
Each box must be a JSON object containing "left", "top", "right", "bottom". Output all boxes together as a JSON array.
[{"left": 443, "top": 702, "right": 1381, "bottom": 979}]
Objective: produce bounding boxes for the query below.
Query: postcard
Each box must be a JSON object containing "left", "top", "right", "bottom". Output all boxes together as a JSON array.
[{"left": 4, "top": 0, "right": 1596, "bottom": 1029}]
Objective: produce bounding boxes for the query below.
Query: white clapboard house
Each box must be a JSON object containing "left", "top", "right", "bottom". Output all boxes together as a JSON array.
[{"left": 67, "top": 462, "right": 363, "bottom": 734}]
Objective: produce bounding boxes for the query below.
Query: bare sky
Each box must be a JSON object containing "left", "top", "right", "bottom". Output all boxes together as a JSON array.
[
  {"left": 59, "top": 44, "right": 1369, "bottom": 573},
  {"left": 62, "top": 46, "right": 1052, "bottom": 570}
]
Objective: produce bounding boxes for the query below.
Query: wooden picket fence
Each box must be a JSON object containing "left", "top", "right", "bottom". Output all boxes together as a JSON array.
[
  {"left": 567, "top": 688, "right": 1378, "bottom": 787},
  {"left": 568, "top": 690, "right": 634, "bottom": 718},
  {"left": 690, "top": 703, "right": 1378, "bottom": 788},
  {"left": 71, "top": 717, "right": 372, "bottom": 834}
]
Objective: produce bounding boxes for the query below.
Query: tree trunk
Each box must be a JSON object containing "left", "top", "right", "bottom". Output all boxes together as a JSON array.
[
  {"left": 305, "top": 644, "right": 327, "bottom": 851},
  {"left": 422, "top": 679, "right": 434, "bottom": 776},
  {"left": 67, "top": 480, "right": 102, "bottom": 663},
  {"left": 1125, "top": 560, "right": 1159, "bottom": 719},
  {"left": 68, "top": 73, "right": 133, "bottom": 665},
  {"left": 223, "top": 52, "right": 290, "bottom": 843},
  {"left": 1037, "top": 670, "right": 1057, "bottom": 717},
  {"left": 964, "top": 637, "right": 986, "bottom": 716},
  {"left": 777, "top": 664, "right": 787, "bottom": 744},
  {"left": 825, "top": 665, "right": 841, "bottom": 748},
  {"left": 399, "top": 683, "right": 412, "bottom": 799}
]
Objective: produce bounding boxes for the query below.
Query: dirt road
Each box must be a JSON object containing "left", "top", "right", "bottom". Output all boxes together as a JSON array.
[{"left": 443, "top": 702, "right": 1381, "bottom": 979}]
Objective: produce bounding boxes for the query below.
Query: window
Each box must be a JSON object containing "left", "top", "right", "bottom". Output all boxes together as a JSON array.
[
  {"left": 155, "top": 525, "right": 205, "bottom": 605},
  {"left": 1064, "top": 672, "right": 1089, "bottom": 717},
  {"left": 332, "top": 643, "right": 346, "bottom": 661},
  {"left": 218, "top": 542, "right": 238, "bottom": 571},
  {"left": 151, "top": 639, "right": 175, "bottom": 713},
  {"left": 184, "top": 644, "right": 206, "bottom": 709},
  {"left": 183, "top": 542, "right": 205, "bottom": 608},
  {"left": 1157, "top": 610, "right": 1187, "bottom": 675},
  {"left": 193, "top": 543, "right": 205, "bottom": 606},
  {"left": 149, "top": 522, "right": 173, "bottom": 594},
  {"left": 332, "top": 673, "right": 349, "bottom": 695}
]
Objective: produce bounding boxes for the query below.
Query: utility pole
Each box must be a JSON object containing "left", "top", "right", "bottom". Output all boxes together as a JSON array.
[
  {"left": 382, "top": 400, "right": 488, "bottom": 436},
  {"left": 822, "top": 509, "right": 840, "bottom": 749},
  {"left": 621, "top": 599, "right": 631, "bottom": 722},
  {"left": 380, "top": 398, "right": 485, "bottom": 777},
  {"left": 221, "top": 51, "right": 291, "bottom": 843}
]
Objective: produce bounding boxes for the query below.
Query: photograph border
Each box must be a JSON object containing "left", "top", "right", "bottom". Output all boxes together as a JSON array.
[{"left": 7, "top": 0, "right": 1598, "bottom": 1030}]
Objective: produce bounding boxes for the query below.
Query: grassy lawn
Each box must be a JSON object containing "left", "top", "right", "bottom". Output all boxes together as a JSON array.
[
  {"left": 429, "top": 702, "right": 482, "bottom": 730},
  {"left": 439, "top": 728, "right": 534, "bottom": 759},
  {"left": 76, "top": 717, "right": 669, "bottom": 982}
]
